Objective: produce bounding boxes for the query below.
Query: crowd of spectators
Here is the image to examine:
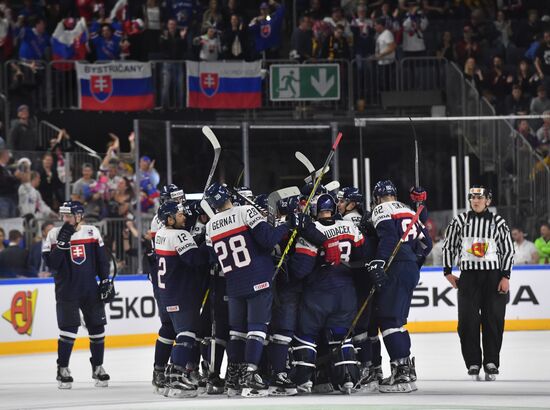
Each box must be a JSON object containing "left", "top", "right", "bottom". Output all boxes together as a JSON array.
[{"left": 0, "top": 127, "right": 162, "bottom": 277}]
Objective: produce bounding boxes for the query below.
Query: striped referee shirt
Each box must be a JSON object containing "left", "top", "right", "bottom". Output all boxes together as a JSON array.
[{"left": 442, "top": 209, "right": 514, "bottom": 277}]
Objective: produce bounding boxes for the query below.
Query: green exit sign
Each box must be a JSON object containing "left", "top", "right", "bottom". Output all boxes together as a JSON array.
[{"left": 270, "top": 64, "right": 340, "bottom": 101}]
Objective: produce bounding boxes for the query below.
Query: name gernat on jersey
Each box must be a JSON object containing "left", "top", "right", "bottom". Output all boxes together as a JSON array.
[{"left": 206, "top": 205, "right": 288, "bottom": 298}]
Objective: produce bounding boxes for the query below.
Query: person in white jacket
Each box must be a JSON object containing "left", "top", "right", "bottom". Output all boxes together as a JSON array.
[
  {"left": 18, "top": 171, "right": 57, "bottom": 220},
  {"left": 401, "top": 1, "right": 428, "bottom": 57}
]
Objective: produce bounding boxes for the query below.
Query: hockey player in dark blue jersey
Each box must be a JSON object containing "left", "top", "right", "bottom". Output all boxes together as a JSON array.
[
  {"left": 154, "top": 201, "right": 209, "bottom": 398},
  {"left": 290, "top": 193, "right": 368, "bottom": 395},
  {"left": 267, "top": 194, "right": 341, "bottom": 396},
  {"left": 149, "top": 184, "right": 186, "bottom": 394},
  {"left": 204, "top": 182, "right": 306, "bottom": 398},
  {"left": 42, "top": 201, "right": 112, "bottom": 389},
  {"left": 369, "top": 180, "right": 432, "bottom": 393}
]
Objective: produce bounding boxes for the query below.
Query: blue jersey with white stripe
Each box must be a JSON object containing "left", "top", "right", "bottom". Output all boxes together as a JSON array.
[
  {"left": 154, "top": 226, "right": 208, "bottom": 306},
  {"left": 206, "top": 205, "right": 289, "bottom": 297}
]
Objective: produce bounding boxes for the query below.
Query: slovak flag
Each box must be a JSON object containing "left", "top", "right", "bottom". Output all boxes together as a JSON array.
[
  {"left": 186, "top": 60, "right": 261, "bottom": 109},
  {"left": 76, "top": 61, "right": 154, "bottom": 111},
  {"left": 51, "top": 17, "right": 88, "bottom": 71}
]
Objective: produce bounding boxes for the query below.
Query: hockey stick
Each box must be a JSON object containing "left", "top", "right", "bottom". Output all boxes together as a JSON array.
[
  {"left": 273, "top": 133, "right": 343, "bottom": 284},
  {"left": 324, "top": 180, "right": 340, "bottom": 193},
  {"left": 409, "top": 117, "right": 420, "bottom": 188},
  {"left": 201, "top": 125, "right": 221, "bottom": 377},
  {"left": 201, "top": 126, "right": 222, "bottom": 193},
  {"left": 339, "top": 205, "right": 424, "bottom": 345},
  {"left": 296, "top": 151, "right": 330, "bottom": 184},
  {"left": 229, "top": 187, "right": 268, "bottom": 217},
  {"left": 266, "top": 186, "right": 301, "bottom": 225},
  {"left": 208, "top": 264, "right": 218, "bottom": 374}
]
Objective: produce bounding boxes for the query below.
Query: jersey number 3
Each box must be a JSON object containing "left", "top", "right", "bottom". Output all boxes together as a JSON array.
[{"left": 213, "top": 234, "right": 251, "bottom": 274}]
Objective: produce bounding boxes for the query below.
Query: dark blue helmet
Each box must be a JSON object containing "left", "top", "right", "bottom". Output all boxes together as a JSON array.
[
  {"left": 337, "top": 187, "right": 363, "bottom": 204},
  {"left": 158, "top": 201, "right": 184, "bottom": 226},
  {"left": 231, "top": 186, "right": 253, "bottom": 206},
  {"left": 205, "top": 182, "right": 231, "bottom": 210},
  {"left": 468, "top": 184, "right": 492, "bottom": 200},
  {"left": 277, "top": 195, "right": 300, "bottom": 216},
  {"left": 59, "top": 201, "right": 85, "bottom": 216},
  {"left": 254, "top": 193, "right": 268, "bottom": 210},
  {"left": 300, "top": 182, "right": 327, "bottom": 198},
  {"left": 311, "top": 193, "right": 336, "bottom": 218},
  {"left": 160, "top": 184, "right": 185, "bottom": 205},
  {"left": 373, "top": 180, "right": 397, "bottom": 201},
  {"left": 187, "top": 200, "right": 206, "bottom": 217}
]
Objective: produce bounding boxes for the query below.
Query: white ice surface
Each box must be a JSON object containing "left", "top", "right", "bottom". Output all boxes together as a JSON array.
[{"left": 1, "top": 331, "right": 549, "bottom": 410}]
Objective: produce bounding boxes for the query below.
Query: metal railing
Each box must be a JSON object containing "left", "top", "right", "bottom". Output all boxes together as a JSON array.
[
  {"left": 446, "top": 61, "right": 550, "bottom": 228},
  {"left": 3, "top": 57, "right": 449, "bottom": 114},
  {"left": 22, "top": 215, "right": 154, "bottom": 275},
  {"left": 352, "top": 57, "right": 447, "bottom": 106}
]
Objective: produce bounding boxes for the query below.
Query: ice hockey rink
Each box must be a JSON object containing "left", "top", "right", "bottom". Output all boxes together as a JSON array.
[{"left": 1, "top": 331, "right": 548, "bottom": 410}]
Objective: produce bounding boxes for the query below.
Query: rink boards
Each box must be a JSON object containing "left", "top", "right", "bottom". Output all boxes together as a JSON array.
[{"left": 1, "top": 266, "right": 549, "bottom": 355}]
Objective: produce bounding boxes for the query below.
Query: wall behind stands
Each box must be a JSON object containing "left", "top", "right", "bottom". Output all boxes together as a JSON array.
[{"left": 1, "top": 267, "right": 548, "bottom": 355}]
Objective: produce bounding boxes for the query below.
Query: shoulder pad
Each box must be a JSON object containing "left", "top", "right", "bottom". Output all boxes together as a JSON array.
[{"left": 371, "top": 203, "right": 392, "bottom": 227}]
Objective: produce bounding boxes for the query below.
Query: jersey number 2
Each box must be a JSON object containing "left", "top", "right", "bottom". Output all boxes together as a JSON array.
[
  {"left": 158, "top": 257, "right": 166, "bottom": 289},
  {"left": 213, "top": 234, "right": 251, "bottom": 274}
]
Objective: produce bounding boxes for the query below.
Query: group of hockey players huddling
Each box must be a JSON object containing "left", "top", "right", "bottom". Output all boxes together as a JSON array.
[{"left": 146, "top": 177, "right": 433, "bottom": 399}]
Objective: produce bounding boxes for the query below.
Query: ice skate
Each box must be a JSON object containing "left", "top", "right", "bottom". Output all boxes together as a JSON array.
[
  {"left": 206, "top": 373, "right": 225, "bottom": 395},
  {"left": 468, "top": 365, "right": 481, "bottom": 381},
  {"left": 484, "top": 363, "right": 499, "bottom": 381},
  {"left": 240, "top": 367, "right": 269, "bottom": 398},
  {"left": 379, "top": 359, "right": 417, "bottom": 393},
  {"left": 224, "top": 362, "right": 243, "bottom": 397},
  {"left": 164, "top": 364, "right": 198, "bottom": 398},
  {"left": 152, "top": 365, "right": 167, "bottom": 395},
  {"left": 356, "top": 363, "right": 383, "bottom": 392},
  {"left": 268, "top": 372, "right": 298, "bottom": 396},
  {"left": 338, "top": 373, "right": 355, "bottom": 395},
  {"left": 92, "top": 365, "right": 110, "bottom": 388},
  {"left": 296, "top": 380, "right": 313, "bottom": 394},
  {"left": 57, "top": 366, "right": 73, "bottom": 390}
]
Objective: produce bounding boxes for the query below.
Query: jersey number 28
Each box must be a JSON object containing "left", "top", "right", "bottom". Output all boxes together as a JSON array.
[{"left": 213, "top": 234, "right": 251, "bottom": 274}]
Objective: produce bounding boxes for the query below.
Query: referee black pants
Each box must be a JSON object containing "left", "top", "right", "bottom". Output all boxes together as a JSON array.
[{"left": 457, "top": 270, "right": 508, "bottom": 369}]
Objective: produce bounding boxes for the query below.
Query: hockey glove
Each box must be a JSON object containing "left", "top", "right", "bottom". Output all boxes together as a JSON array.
[
  {"left": 323, "top": 238, "right": 341, "bottom": 266},
  {"left": 99, "top": 279, "right": 116, "bottom": 303},
  {"left": 367, "top": 259, "right": 388, "bottom": 290},
  {"left": 56, "top": 222, "right": 76, "bottom": 250},
  {"left": 287, "top": 212, "right": 310, "bottom": 231},
  {"left": 409, "top": 186, "right": 427, "bottom": 203}
]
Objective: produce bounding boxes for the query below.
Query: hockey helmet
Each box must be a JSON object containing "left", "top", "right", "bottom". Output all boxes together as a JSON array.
[
  {"left": 59, "top": 201, "right": 85, "bottom": 216},
  {"left": 337, "top": 187, "right": 363, "bottom": 204},
  {"left": 300, "top": 181, "right": 327, "bottom": 198},
  {"left": 468, "top": 185, "right": 492, "bottom": 200},
  {"left": 311, "top": 193, "right": 337, "bottom": 218},
  {"left": 158, "top": 201, "right": 184, "bottom": 226},
  {"left": 277, "top": 195, "right": 300, "bottom": 216},
  {"left": 205, "top": 182, "right": 231, "bottom": 210},
  {"left": 254, "top": 193, "right": 268, "bottom": 210},
  {"left": 372, "top": 180, "right": 397, "bottom": 201},
  {"left": 160, "top": 184, "right": 186, "bottom": 204}
]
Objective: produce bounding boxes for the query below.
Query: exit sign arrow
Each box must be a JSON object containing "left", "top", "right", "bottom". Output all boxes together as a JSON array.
[{"left": 310, "top": 68, "right": 335, "bottom": 96}]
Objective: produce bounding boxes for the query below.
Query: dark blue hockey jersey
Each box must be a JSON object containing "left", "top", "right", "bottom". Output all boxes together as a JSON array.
[
  {"left": 371, "top": 201, "right": 432, "bottom": 263},
  {"left": 290, "top": 219, "right": 367, "bottom": 291},
  {"left": 154, "top": 226, "right": 208, "bottom": 307},
  {"left": 42, "top": 224, "right": 109, "bottom": 301},
  {"left": 206, "top": 205, "right": 288, "bottom": 297},
  {"left": 249, "top": 3, "right": 285, "bottom": 52}
]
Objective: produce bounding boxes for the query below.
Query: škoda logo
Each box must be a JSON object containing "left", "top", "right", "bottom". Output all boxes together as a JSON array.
[{"left": 2, "top": 290, "right": 38, "bottom": 336}]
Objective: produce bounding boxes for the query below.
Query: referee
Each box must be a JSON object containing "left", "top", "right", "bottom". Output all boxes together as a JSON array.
[{"left": 442, "top": 185, "right": 514, "bottom": 381}]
